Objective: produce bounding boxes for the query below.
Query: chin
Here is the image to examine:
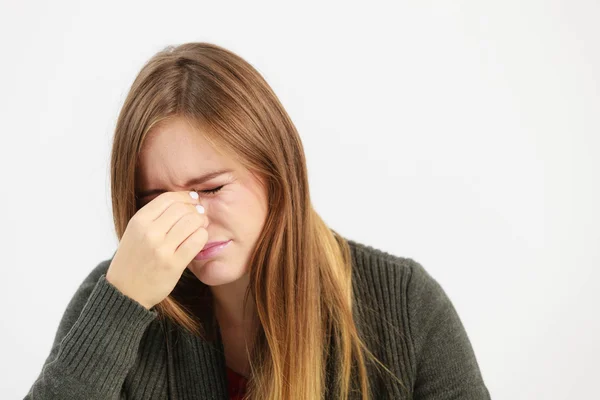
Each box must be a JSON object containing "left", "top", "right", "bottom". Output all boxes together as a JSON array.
[{"left": 188, "top": 259, "right": 242, "bottom": 286}]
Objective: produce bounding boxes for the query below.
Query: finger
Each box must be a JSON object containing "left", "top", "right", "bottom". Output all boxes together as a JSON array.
[
  {"left": 152, "top": 201, "right": 204, "bottom": 238},
  {"left": 136, "top": 191, "right": 201, "bottom": 222},
  {"left": 164, "top": 211, "right": 206, "bottom": 255},
  {"left": 173, "top": 226, "right": 209, "bottom": 266}
]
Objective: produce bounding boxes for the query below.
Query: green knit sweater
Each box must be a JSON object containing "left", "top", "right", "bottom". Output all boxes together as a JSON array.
[{"left": 25, "top": 238, "right": 491, "bottom": 399}]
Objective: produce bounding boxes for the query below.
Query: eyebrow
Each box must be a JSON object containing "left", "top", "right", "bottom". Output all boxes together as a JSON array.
[{"left": 136, "top": 168, "right": 233, "bottom": 199}]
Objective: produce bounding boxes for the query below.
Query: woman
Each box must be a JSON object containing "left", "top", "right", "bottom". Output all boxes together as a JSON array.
[{"left": 25, "top": 42, "right": 490, "bottom": 399}]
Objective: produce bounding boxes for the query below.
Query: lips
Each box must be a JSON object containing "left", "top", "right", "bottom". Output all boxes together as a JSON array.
[{"left": 201, "top": 240, "right": 230, "bottom": 252}]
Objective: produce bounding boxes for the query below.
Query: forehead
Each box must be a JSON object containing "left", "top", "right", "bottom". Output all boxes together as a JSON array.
[{"left": 136, "top": 117, "right": 235, "bottom": 185}]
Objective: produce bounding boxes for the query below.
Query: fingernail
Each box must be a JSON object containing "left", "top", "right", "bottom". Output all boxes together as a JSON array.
[
  {"left": 189, "top": 191, "right": 199, "bottom": 200},
  {"left": 196, "top": 204, "right": 205, "bottom": 214}
]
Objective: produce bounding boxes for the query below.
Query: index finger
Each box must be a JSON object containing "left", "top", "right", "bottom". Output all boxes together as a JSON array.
[{"left": 136, "top": 190, "right": 201, "bottom": 222}]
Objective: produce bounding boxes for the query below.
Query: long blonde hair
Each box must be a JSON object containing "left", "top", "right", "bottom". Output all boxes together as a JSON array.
[{"left": 109, "top": 42, "right": 405, "bottom": 399}]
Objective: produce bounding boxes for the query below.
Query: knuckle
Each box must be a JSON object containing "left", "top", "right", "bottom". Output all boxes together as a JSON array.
[
  {"left": 143, "top": 228, "right": 161, "bottom": 245},
  {"left": 159, "top": 191, "right": 174, "bottom": 201},
  {"left": 157, "top": 191, "right": 176, "bottom": 206},
  {"left": 131, "top": 214, "right": 149, "bottom": 232},
  {"left": 154, "top": 245, "right": 170, "bottom": 263},
  {"left": 129, "top": 213, "right": 143, "bottom": 228}
]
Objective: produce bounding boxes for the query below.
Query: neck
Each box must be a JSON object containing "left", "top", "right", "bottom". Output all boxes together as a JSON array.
[
  {"left": 210, "top": 272, "right": 257, "bottom": 331},
  {"left": 210, "top": 272, "right": 259, "bottom": 377}
]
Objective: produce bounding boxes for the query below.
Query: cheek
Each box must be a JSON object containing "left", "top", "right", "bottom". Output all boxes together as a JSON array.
[
  {"left": 205, "top": 190, "right": 245, "bottom": 220},
  {"left": 216, "top": 190, "right": 265, "bottom": 228}
]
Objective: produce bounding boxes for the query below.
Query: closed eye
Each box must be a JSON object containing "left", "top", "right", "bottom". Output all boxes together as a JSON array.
[
  {"left": 136, "top": 185, "right": 226, "bottom": 209},
  {"left": 199, "top": 185, "right": 225, "bottom": 195}
]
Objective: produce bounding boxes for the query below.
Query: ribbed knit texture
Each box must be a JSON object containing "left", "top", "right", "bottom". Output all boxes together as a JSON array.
[{"left": 24, "top": 238, "right": 491, "bottom": 399}]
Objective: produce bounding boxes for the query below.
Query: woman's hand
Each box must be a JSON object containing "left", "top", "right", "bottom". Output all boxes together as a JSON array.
[{"left": 106, "top": 191, "right": 208, "bottom": 309}]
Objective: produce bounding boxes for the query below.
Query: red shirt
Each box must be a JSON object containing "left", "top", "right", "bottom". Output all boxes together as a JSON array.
[{"left": 226, "top": 366, "right": 248, "bottom": 400}]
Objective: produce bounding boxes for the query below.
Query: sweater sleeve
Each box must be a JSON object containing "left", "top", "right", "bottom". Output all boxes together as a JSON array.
[
  {"left": 24, "top": 259, "right": 159, "bottom": 400},
  {"left": 406, "top": 260, "right": 491, "bottom": 399}
]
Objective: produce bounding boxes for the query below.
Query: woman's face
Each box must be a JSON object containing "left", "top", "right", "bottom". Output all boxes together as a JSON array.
[{"left": 135, "top": 116, "right": 268, "bottom": 287}]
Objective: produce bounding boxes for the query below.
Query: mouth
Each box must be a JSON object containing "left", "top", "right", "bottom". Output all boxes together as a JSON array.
[
  {"left": 202, "top": 240, "right": 231, "bottom": 251},
  {"left": 195, "top": 240, "right": 232, "bottom": 261}
]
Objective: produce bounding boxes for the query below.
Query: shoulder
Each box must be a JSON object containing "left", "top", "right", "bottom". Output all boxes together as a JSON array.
[
  {"left": 343, "top": 241, "right": 491, "bottom": 397},
  {"left": 345, "top": 237, "right": 425, "bottom": 286},
  {"left": 343, "top": 237, "right": 456, "bottom": 348},
  {"left": 344, "top": 237, "right": 454, "bottom": 325},
  {"left": 343, "top": 238, "right": 490, "bottom": 396},
  {"left": 342, "top": 237, "right": 425, "bottom": 387}
]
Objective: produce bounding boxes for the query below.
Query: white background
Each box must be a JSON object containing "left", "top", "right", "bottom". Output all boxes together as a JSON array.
[{"left": 1, "top": 1, "right": 598, "bottom": 399}]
